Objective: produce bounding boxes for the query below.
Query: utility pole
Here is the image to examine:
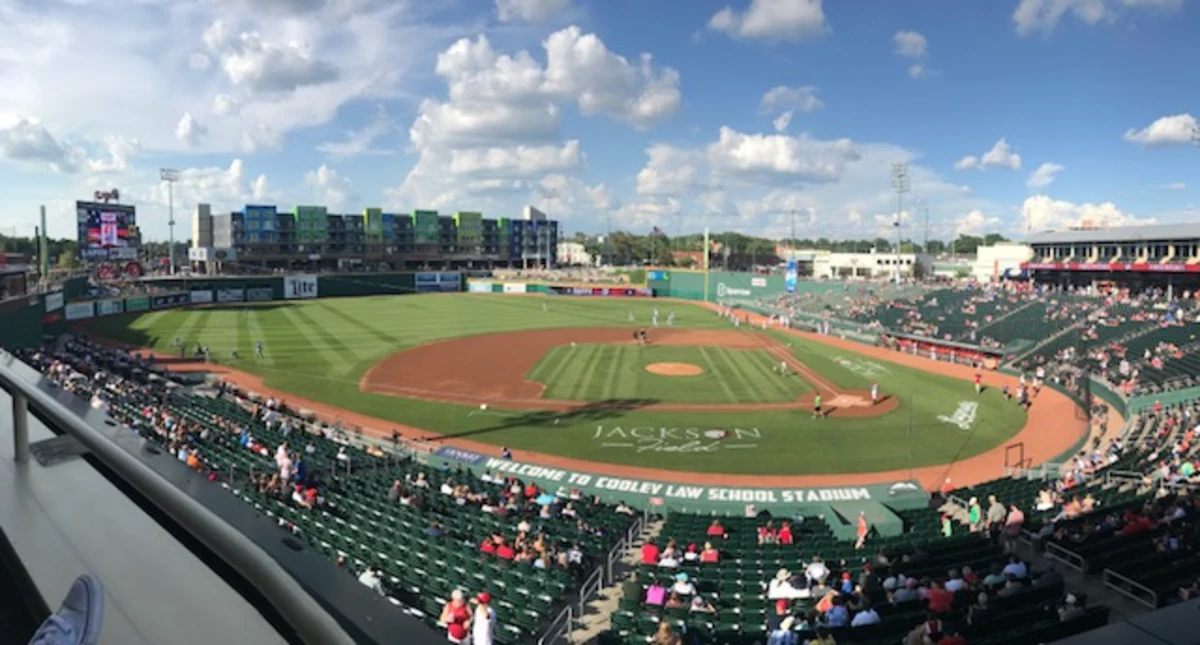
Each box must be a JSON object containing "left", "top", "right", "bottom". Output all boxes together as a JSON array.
[
  {"left": 890, "top": 163, "right": 909, "bottom": 285},
  {"left": 923, "top": 207, "right": 930, "bottom": 254},
  {"left": 160, "top": 168, "right": 180, "bottom": 275}
]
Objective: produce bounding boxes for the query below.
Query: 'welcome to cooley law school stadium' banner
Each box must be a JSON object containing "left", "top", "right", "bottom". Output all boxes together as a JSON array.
[{"left": 430, "top": 447, "right": 927, "bottom": 514}]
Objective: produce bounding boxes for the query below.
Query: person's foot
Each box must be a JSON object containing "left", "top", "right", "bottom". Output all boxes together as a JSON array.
[{"left": 29, "top": 574, "right": 104, "bottom": 645}]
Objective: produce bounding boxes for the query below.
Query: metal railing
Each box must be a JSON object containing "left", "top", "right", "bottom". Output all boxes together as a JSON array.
[
  {"left": 0, "top": 351, "right": 356, "bottom": 645},
  {"left": 1044, "top": 541, "right": 1086, "bottom": 572},
  {"left": 537, "top": 606, "right": 572, "bottom": 645},
  {"left": 579, "top": 567, "right": 603, "bottom": 616},
  {"left": 1102, "top": 567, "right": 1158, "bottom": 609}
]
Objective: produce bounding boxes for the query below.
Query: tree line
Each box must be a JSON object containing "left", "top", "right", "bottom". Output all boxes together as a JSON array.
[{"left": 569, "top": 230, "right": 1010, "bottom": 267}]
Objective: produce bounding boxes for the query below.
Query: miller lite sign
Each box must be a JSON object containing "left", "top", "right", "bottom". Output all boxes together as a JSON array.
[{"left": 94, "top": 189, "right": 121, "bottom": 203}]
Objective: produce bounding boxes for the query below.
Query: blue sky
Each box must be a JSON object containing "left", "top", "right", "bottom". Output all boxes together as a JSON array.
[{"left": 0, "top": 0, "right": 1196, "bottom": 242}]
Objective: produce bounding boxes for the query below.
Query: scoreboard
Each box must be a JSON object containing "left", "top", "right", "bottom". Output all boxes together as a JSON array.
[{"left": 77, "top": 200, "right": 139, "bottom": 260}]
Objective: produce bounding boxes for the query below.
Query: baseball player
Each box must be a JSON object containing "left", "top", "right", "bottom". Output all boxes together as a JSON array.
[
  {"left": 651, "top": 310, "right": 659, "bottom": 326},
  {"left": 667, "top": 310, "right": 675, "bottom": 326},
  {"left": 812, "top": 394, "right": 823, "bottom": 419},
  {"left": 203, "top": 346, "right": 211, "bottom": 363},
  {"left": 542, "top": 301, "right": 548, "bottom": 313},
  {"left": 255, "top": 341, "right": 265, "bottom": 359},
  {"left": 229, "top": 347, "right": 239, "bottom": 360},
  {"left": 628, "top": 309, "right": 635, "bottom": 322},
  {"left": 778, "top": 360, "right": 788, "bottom": 376},
  {"left": 871, "top": 382, "right": 879, "bottom": 405},
  {"left": 974, "top": 372, "right": 982, "bottom": 395}
]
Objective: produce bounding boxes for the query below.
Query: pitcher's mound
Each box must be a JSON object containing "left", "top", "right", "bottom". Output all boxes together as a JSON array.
[{"left": 646, "top": 362, "right": 703, "bottom": 376}]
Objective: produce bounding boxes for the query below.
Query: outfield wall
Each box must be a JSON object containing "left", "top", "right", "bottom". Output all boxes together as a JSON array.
[
  {"left": 62, "top": 272, "right": 465, "bottom": 324},
  {"left": 0, "top": 292, "right": 66, "bottom": 350}
]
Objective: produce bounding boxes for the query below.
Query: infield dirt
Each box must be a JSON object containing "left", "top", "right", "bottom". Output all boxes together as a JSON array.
[{"left": 358, "top": 327, "right": 895, "bottom": 415}]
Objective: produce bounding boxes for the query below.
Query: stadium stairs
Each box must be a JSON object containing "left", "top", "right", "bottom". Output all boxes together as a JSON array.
[{"left": 571, "top": 518, "right": 665, "bottom": 643}]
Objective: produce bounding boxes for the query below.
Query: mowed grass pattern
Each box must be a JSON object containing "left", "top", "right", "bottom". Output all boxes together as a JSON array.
[
  {"left": 529, "top": 344, "right": 810, "bottom": 404},
  {"left": 85, "top": 293, "right": 1029, "bottom": 475}
]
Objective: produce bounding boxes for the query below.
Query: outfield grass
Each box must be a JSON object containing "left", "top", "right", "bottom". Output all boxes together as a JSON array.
[
  {"left": 86, "top": 295, "right": 1028, "bottom": 475},
  {"left": 528, "top": 343, "right": 811, "bottom": 404}
]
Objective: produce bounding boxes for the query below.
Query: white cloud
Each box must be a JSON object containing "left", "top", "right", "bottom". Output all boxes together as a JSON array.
[
  {"left": 86, "top": 136, "right": 141, "bottom": 174},
  {"left": 449, "top": 141, "right": 583, "bottom": 177},
  {"left": 1014, "top": 0, "right": 1183, "bottom": 35},
  {"left": 0, "top": 115, "right": 74, "bottom": 171},
  {"left": 954, "top": 209, "right": 1002, "bottom": 236},
  {"left": 772, "top": 110, "right": 793, "bottom": 133},
  {"left": 1021, "top": 194, "right": 1151, "bottom": 233},
  {"left": 1123, "top": 113, "right": 1197, "bottom": 147},
  {"left": 708, "top": 0, "right": 827, "bottom": 42},
  {"left": 759, "top": 85, "right": 824, "bottom": 113},
  {"left": 893, "top": 31, "right": 927, "bottom": 58},
  {"left": 145, "top": 159, "right": 271, "bottom": 214},
  {"left": 394, "top": 26, "right": 679, "bottom": 217},
  {"left": 636, "top": 144, "right": 701, "bottom": 195},
  {"left": 304, "top": 163, "right": 356, "bottom": 210},
  {"left": 706, "top": 126, "right": 860, "bottom": 181},
  {"left": 1026, "top": 162, "right": 1065, "bottom": 188},
  {"left": 204, "top": 23, "right": 339, "bottom": 94},
  {"left": 495, "top": 0, "right": 570, "bottom": 23},
  {"left": 908, "top": 64, "right": 926, "bottom": 79},
  {"left": 316, "top": 106, "right": 396, "bottom": 158},
  {"left": 1165, "top": 182, "right": 1187, "bottom": 191},
  {"left": 0, "top": 0, "right": 456, "bottom": 157},
  {"left": 175, "top": 113, "right": 208, "bottom": 147},
  {"left": 954, "top": 138, "right": 1022, "bottom": 171}
]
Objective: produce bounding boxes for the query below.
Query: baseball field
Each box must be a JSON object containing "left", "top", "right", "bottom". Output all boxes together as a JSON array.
[{"left": 85, "top": 294, "right": 1031, "bottom": 476}]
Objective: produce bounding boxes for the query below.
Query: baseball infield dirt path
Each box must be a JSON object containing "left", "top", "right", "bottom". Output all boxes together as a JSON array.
[
  {"left": 115, "top": 301, "right": 1088, "bottom": 491},
  {"left": 358, "top": 327, "right": 891, "bottom": 415}
]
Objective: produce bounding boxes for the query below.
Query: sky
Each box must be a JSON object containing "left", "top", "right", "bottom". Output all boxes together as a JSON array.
[{"left": 0, "top": 0, "right": 1197, "bottom": 243}]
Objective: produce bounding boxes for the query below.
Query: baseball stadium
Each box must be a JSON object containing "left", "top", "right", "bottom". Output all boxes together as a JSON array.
[
  {"left": 7, "top": 216, "right": 1200, "bottom": 645},
  {"left": 3, "top": 3, "right": 1200, "bottom": 644}
]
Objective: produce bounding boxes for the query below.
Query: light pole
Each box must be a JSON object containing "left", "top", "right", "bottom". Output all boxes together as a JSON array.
[
  {"left": 890, "top": 163, "right": 909, "bottom": 285},
  {"left": 535, "top": 186, "right": 560, "bottom": 269},
  {"left": 160, "top": 168, "right": 180, "bottom": 274}
]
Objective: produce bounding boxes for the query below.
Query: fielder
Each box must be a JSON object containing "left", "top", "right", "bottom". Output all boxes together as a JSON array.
[
  {"left": 628, "top": 309, "right": 635, "bottom": 322},
  {"left": 542, "top": 301, "right": 548, "bottom": 313},
  {"left": 667, "top": 310, "right": 676, "bottom": 326},
  {"left": 255, "top": 341, "right": 265, "bottom": 359}
]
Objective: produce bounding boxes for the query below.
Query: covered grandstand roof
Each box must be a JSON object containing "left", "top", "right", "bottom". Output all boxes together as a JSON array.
[{"left": 1027, "top": 223, "right": 1200, "bottom": 244}]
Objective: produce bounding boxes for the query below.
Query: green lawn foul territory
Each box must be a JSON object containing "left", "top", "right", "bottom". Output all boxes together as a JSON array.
[
  {"left": 528, "top": 343, "right": 812, "bottom": 404},
  {"left": 86, "top": 294, "right": 1028, "bottom": 475}
]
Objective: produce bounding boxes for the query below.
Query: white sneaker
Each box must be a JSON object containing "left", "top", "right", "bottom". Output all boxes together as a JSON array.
[{"left": 28, "top": 574, "right": 104, "bottom": 645}]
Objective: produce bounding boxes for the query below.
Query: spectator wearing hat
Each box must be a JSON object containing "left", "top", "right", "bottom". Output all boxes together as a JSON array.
[
  {"left": 472, "top": 593, "right": 495, "bottom": 645},
  {"left": 671, "top": 573, "right": 695, "bottom": 596},
  {"left": 1058, "top": 593, "right": 1087, "bottom": 621}
]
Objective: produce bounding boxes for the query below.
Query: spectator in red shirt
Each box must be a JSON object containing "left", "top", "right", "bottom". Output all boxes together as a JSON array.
[
  {"left": 480, "top": 536, "right": 497, "bottom": 555},
  {"left": 496, "top": 539, "right": 515, "bottom": 560},
  {"left": 641, "top": 540, "right": 661, "bottom": 565},
  {"left": 700, "top": 542, "right": 720, "bottom": 563},
  {"left": 927, "top": 580, "right": 954, "bottom": 614},
  {"left": 758, "top": 521, "right": 778, "bottom": 545},
  {"left": 777, "top": 521, "right": 794, "bottom": 545},
  {"left": 706, "top": 520, "right": 726, "bottom": 538}
]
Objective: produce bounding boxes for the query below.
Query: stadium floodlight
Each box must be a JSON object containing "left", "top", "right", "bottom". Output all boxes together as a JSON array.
[
  {"left": 160, "top": 168, "right": 180, "bottom": 275},
  {"left": 890, "top": 163, "right": 910, "bottom": 285}
]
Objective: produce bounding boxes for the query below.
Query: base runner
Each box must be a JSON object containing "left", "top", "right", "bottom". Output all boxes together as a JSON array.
[{"left": 812, "top": 394, "right": 822, "bottom": 419}]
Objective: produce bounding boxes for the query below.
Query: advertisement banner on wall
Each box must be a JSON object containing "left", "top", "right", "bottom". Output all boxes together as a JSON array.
[
  {"left": 438, "top": 272, "right": 461, "bottom": 292},
  {"left": 216, "top": 288, "right": 245, "bottom": 303},
  {"left": 785, "top": 260, "right": 798, "bottom": 294},
  {"left": 546, "top": 286, "right": 652, "bottom": 297},
  {"left": 246, "top": 287, "right": 274, "bottom": 302},
  {"left": 64, "top": 302, "right": 95, "bottom": 321},
  {"left": 151, "top": 293, "right": 190, "bottom": 309},
  {"left": 468, "top": 281, "right": 493, "bottom": 293},
  {"left": 502, "top": 283, "right": 527, "bottom": 294},
  {"left": 284, "top": 275, "right": 318, "bottom": 299},
  {"left": 96, "top": 299, "right": 125, "bottom": 316},
  {"left": 44, "top": 292, "right": 64, "bottom": 312},
  {"left": 189, "top": 290, "right": 214, "bottom": 304},
  {"left": 125, "top": 296, "right": 150, "bottom": 312}
]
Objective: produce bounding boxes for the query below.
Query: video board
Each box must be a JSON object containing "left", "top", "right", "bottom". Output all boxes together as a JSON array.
[{"left": 77, "top": 200, "right": 139, "bottom": 260}]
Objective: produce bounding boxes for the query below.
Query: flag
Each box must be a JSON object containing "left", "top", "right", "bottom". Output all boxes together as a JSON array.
[{"left": 652, "top": 226, "right": 662, "bottom": 235}]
